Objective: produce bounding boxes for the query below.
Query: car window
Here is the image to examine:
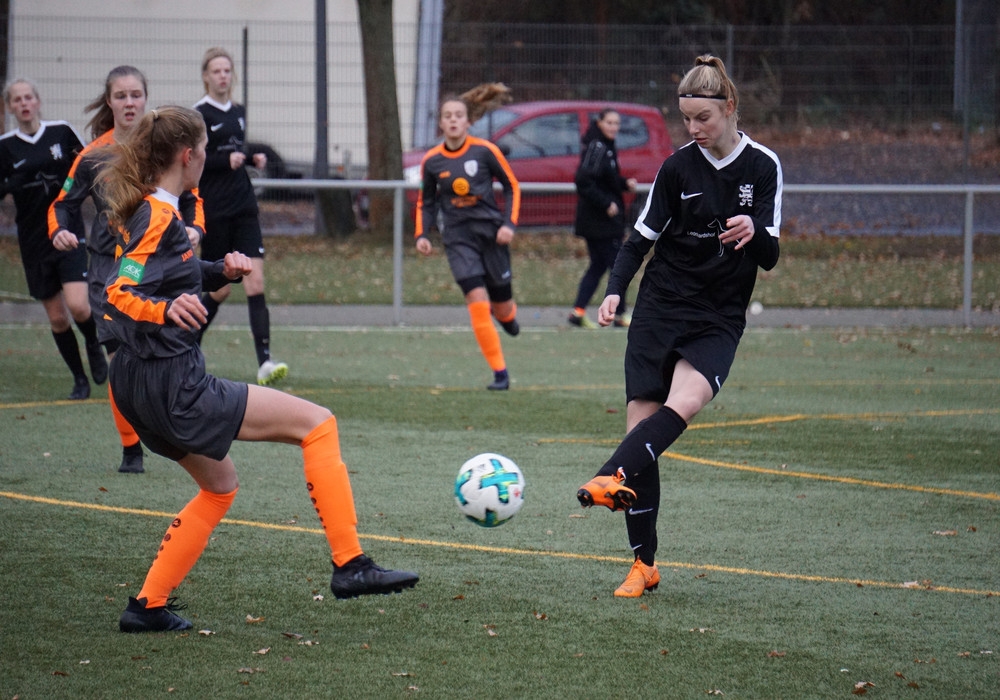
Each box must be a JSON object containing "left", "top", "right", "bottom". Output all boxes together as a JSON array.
[
  {"left": 470, "top": 109, "right": 518, "bottom": 139},
  {"left": 617, "top": 114, "right": 650, "bottom": 150},
  {"left": 586, "top": 112, "right": 650, "bottom": 151},
  {"left": 495, "top": 112, "right": 581, "bottom": 160}
]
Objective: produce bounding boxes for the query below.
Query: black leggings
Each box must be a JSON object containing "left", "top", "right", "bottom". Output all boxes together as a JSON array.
[{"left": 573, "top": 236, "right": 624, "bottom": 312}]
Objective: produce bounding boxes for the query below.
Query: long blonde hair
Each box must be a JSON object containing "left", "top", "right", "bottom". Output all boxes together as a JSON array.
[
  {"left": 99, "top": 106, "right": 206, "bottom": 230},
  {"left": 678, "top": 55, "right": 739, "bottom": 122},
  {"left": 440, "top": 82, "right": 513, "bottom": 124},
  {"left": 201, "top": 46, "right": 236, "bottom": 101}
]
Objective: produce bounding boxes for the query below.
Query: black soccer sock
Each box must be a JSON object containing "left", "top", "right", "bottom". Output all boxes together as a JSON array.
[
  {"left": 625, "top": 459, "right": 660, "bottom": 566},
  {"left": 597, "top": 405, "right": 687, "bottom": 480},
  {"left": 75, "top": 315, "right": 99, "bottom": 347},
  {"left": 196, "top": 294, "right": 221, "bottom": 343},
  {"left": 52, "top": 328, "right": 86, "bottom": 378},
  {"left": 247, "top": 293, "right": 271, "bottom": 365}
]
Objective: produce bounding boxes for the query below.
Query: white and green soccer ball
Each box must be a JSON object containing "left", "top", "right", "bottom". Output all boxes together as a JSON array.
[{"left": 454, "top": 453, "right": 525, "bottom": 527}]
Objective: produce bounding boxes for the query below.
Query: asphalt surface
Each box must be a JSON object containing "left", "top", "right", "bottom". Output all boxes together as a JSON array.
[{"left": 2, "top": 301, "right": 998, "bottom": 329}]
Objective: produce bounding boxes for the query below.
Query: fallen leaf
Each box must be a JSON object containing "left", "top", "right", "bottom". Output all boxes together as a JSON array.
[
  {"left": 706, "top": 690, "right": 724, "bottom": 696},
  {"left": 853, "top": 681, "right": 875, "bottom": 695},
  {"left": 689, "top": 627, "right": 714, "bottom": 633},
  {"left": 483, "top": 624, "right": 498, "bottom": 637},
  {"left": 533, "top": 611, "right": 548, "bottom": 620},
  {"left": 313, "top": 594, "right": 324, "bottom": 601},
  {"left": 252, "top": 648, "right": 270, "bottom": 655},
  {"left": 767, "top": 650, "right": 785, "bottom": 658},
  {"left": 908, "top": 682, "right": 920, "bottom": 689},
  {"left": 894, "top": 671, "right": 905, "bottom": 678},
  {"left": 298, "top": 640, "right": 319, "bottom": 646},
  {"left": 79, "top": 660, "right": 90, "bottom": 665},
  {"left": 392, "top": 671, "right": 413, "bottom": 677},
  {"left": 453, "top": 594, "right": 465, "bottom": 600},
  {"left": 957, "top": 651, "right": 971, "bottom": 658},
  {"left": 198, "top": 629, "right": 215, "bottom": 636},
  {"left": 52, "top": 671, "right": 68, "bottom": 677},
  {"left": 660, "top": 649, "right": 669, "bottom": 655},
  {"left": 933, "top": 530, "right": 957, "bottom": 536},
  {"left": 282, "top": 632, "right": 304, "bottom": 639},
  {"left": 245, "top": 614, "right": 265, "bottom": 624}
]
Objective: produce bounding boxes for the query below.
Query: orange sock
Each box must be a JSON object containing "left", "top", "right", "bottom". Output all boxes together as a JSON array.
[
  {"left": 301, "top": 416, "right": 363, "bottom": 567},
  {"left": 494, "top": 301, "right": 518, "bottom": 325},
  {"left": 468, "top": 300, "right": 505, "bottom": 372},
  {"left": 137, "top": 487, "right": 237, "bottom": 607},
  {"left": 108, "top": 384, "right": 140, "bottom": 448}
]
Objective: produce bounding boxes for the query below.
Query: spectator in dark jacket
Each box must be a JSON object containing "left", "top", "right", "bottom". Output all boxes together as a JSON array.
[{"left": 568, "top": 109, "right": 637, "bottom": 329}]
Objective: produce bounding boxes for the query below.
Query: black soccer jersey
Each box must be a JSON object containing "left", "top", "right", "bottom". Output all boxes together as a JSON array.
[
  {"left": 194, "top": 97, "right": 258, "bottom": 221},
  {"left": 0, "top": 121, "right": 84, "bottom": 261},
  {"left": 609, "top": 132, "right": 781, "bottom": 326}
]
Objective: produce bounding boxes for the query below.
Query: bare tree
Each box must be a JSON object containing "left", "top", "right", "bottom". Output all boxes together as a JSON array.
[{"left": 357, "top": 0, "right": 404, "bottom": 237}]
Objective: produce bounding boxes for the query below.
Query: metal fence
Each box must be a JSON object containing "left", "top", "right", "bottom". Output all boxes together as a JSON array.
[
  {"left": 4, "top": 16, "right": 993, "bottom": 172},
  {"left": 437, "top": 22, "right": 996, "bottom": 132}
]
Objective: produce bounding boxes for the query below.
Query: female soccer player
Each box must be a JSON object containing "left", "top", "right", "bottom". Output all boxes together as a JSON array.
[
  {"left": 0, "top": 78, "right": 106, "bottom": 399},
  {"left": 50, "top": 65, "right": 180, "bottom": 474},
  {"left": 415, "top": 83, "right": 521, "bottom": 390},
  {"left": 568, "top": 108, "right": 637, "bottom": 330},
  {"left": 99, "top": 106, "right": 418, "bottom": 633},
  {"left": 576, "top": 55, "right": 782, "bottom": 597},
  {"left": 193, "top": 46, "right": 288, "bottom": 386}
]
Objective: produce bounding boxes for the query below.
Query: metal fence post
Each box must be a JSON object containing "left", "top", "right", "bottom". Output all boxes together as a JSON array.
[
  {"left": 393, "top": 185, "right": 405, "bottom": 325},
  {"left": 963, "top": 190, "right": 974, "bottom": 327}
]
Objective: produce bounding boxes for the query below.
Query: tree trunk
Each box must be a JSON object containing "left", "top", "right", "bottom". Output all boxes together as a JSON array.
[{"left": 357, "top": 0, "right": 404, "bottom": 238}]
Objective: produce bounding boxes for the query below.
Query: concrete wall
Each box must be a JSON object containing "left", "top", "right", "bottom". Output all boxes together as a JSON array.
[{"left": 6, "top": 0, "right": 421, "bottom": 173}]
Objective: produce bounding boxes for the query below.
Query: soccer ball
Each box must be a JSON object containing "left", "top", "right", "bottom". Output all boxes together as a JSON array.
[{"left": 454, "top": 452, "right": 525, "bottom": 527}]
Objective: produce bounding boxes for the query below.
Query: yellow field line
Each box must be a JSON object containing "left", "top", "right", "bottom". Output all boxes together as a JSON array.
[
  {"left": 661, "top": 451, "right": 1000, "bottom": 501},
  {"left": 2, "top": 490, "right": 996, "bottom": 597}
]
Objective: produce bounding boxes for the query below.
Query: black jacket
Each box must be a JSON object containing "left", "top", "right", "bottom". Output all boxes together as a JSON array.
[{"left": 573, "top": 120, "right": 630, "bottom": 240}]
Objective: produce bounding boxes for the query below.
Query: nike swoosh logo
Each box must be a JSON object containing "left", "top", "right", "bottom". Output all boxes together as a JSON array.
[
  {"left": 13, "top": 159, "right": 27, "bottom": 169},
  {"left": 680, "top": 191, "right": 702, "bottom": 200},
  {"left": 210, "top": 123, "right": 224, "bottom": 131},
  {"left": 628, "top": 508, "right": 654, "bottom": 516},
  {"left": 715, "top": 376, "right": 722, "bottom": 390},
  {"left": 645, "top": 442, "right": 656, "bottom": 460}
]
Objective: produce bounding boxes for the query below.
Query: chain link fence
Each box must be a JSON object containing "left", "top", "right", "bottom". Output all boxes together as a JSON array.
[{"left": 438, "top": 22, "right": 994, "bottom": 130}]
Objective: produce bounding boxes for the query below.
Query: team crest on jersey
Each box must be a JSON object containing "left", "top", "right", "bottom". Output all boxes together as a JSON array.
[
  {"left": 739, "top": 184, "right": 753, "bottom": 207},
  {"left": 452, "top": 177, "right": 470, "bottom": 196},
  {"left": 464, "top": 160, "right": 478, "bottom": 177},
  {"left": 50, "top": 143, "right": 64, "bottom": 161}
]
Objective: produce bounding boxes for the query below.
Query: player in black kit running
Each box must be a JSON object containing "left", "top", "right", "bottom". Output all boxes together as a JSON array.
[
  {"left": 0, "top": 79, "right": 105, "bottom": 399},
  {"left": 576, "top": 55, "right": 782, "bottom": 598},
  {"left": 193, "top": 46, "right": 288, "bottom": 386}
]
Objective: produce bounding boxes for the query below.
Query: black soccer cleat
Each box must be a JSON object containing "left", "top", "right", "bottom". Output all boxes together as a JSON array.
[
  {"left": 500, "top": 318, "right": 520, "bottom": 337},
  {"left": 86, "top": 341, "right": 108, "bottom": 385},
  {"left": 118, "top": 443, "right": 145, "bottom": 474},
  {"left": 330, "top": 554, "right": 419, "bottom": 599},
  {"left": 68, "top": 375, "right": 90, "bottom": 400},
  {"left": 487, "top": 370, "right": 510, "bottom": 391},
  {"left": 119, "top": 596, "right": 192, "bottom": 633}
]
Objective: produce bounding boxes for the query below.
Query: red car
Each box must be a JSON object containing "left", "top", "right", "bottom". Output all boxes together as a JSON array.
[{"left": 403, "top": 100, "right": 674, "bottom": 227}]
